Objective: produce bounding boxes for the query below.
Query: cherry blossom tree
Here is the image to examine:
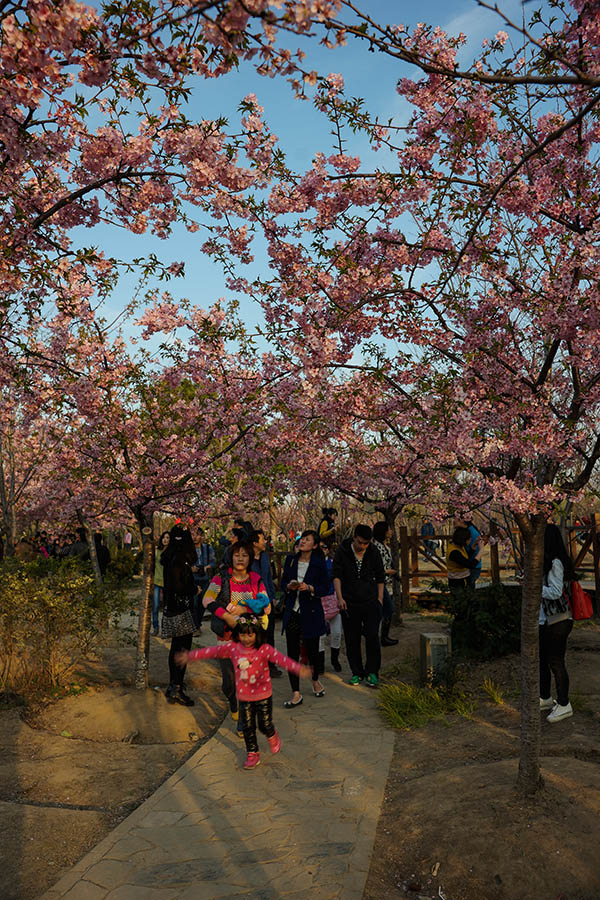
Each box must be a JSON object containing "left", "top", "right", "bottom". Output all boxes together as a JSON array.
[
  {"left": 21, "top": 294, "right": 268, "bottom": 687},
  {"left": 208, "top": 2, "right": 600, "bottom": 796}
]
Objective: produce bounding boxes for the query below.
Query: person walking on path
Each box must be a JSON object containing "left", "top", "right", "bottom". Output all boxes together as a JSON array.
[
  {"left": 446, "top": 526, "right": 481, "bottom": 594},
  {"left": 251, "top": 528, "right": 282, "bottom": 679},
  {"left": 161, "top": 524, "right": 197, "bottom": 707},
  {"left": 202, "top": 540, "right": 270, "bottom": 732},
  {"left": 152, "top": 530, "right": 169, "bottom": 636},
  {"left": 372, "top": 521, "right": 399, "bottom": 648},
  {"left": 177, "top": 615, "right": 311, "bottom": 769},
  {"left": 281, "top": 529, "right": 329, "bottom": 707},
  {"left": 191, "top": 526, "right": 216, "bottom": 629},
  {"left": 332, "top": 524, "right": 385, "bottom": 688},
  {"left": 540, "top": 523, "right": 576, "bottom": 723},
  {"left": 318, "top": 507, "right": 338, "bottom": 547},
  {"left": 454, "top": 516, "right": 483, "bottom": 588},
  {"left": 318, "top": 542, "right": 342, "bottom": 672}
]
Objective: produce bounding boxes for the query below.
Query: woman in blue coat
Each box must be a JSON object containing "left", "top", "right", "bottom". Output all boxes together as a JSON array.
[{"left": 281, "top": 529, "right": 329, "bottom": 707}]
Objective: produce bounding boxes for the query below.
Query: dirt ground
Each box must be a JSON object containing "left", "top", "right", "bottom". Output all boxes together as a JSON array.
[
  {"left": 2, "top": 605, "right": 599, "bottom": 900},
  {"left": 0, "top": 618, "right": 227, "bottom": 900},
  {"left": 364, "top": 613, "right": 600, "bottom": 900}
]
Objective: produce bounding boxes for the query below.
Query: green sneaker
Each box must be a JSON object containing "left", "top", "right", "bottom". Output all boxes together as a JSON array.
[
  {"left": 366, "top": 673, "right": 380, "bottom": 688},
  {"left": 349, "top": 675, "right": 363, "bottom": 686}
]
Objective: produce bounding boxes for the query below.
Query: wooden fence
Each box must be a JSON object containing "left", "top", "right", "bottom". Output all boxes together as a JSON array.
[{"left": 396, "top": 514, "right": 600, "bottom": 609}]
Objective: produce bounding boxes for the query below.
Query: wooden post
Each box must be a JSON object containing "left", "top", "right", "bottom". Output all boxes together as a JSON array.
[
  {"left": 592, "top": 514, "right": 600, "bottom": 611},
  {"left": 399, "top": 525, "right": 410, "bottom": 611},
  {"left": 410, "top": 528, "right": 419, "bottom": 587},
  {"left": 490, "top": 521, "right": 500, "bottom": 585},
  {"left": 568, "top": 525, "right": 577, "bottom": 566}
]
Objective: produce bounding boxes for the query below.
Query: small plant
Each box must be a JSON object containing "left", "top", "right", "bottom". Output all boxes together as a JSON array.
[
  {"left": 377, "top": 681, "right": 476, "bottom": 730},
  {"left": 482, "top": 677, "right": 505, "bottom": 705}
]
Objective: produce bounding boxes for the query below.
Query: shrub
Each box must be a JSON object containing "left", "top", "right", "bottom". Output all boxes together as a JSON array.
[
  {"left": 106, "top": 547, "right": 141, "bottom": 583},
  {"left": 445, "top": 583, "right": 522, "bottom": 660},
  {"left": 0, "top": 557, "right": 128, "bottom": 696}
]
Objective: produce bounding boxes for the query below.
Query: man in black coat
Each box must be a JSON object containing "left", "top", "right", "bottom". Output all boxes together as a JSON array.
[{"left": 332, "top": 524, "right": 385, "bottom": 687}]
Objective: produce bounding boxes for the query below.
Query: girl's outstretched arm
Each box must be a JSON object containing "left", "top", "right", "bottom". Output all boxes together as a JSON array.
[
  {"left": 264, "top": 646, "right": 311, "bottom": 679},
  {"left": 175, "top": 643, "right": 233, "bottom": 667}
]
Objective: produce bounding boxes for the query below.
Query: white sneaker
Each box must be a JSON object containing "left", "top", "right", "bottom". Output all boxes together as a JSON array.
[
  {"left": 547, "top": 702, "right": 573, "bottom": 723},
  {"left": 540, "top": 697, "right": 555, "bottom": 710}
]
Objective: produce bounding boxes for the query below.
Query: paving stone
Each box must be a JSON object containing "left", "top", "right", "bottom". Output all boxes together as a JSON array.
[
  {"left": 139, "top": 810, "right": 185, "bottom": 827},
  {"left": 178, "top": 885, "right": 256, "bottom": 899},
  {"left": 129, "top": 858, "right": 227, "bottom": 886},
  {"left": 104, "top": 835, "right": 153, "bottom": 861},
  {"left": 104, "top": 887, "right": 180, "bottom": 900},
  {"left": 82, "top": 860, "right": 133, "bottom": 890},
  {"left": 63, "top": 882, "right": 108, "bottom": 900}
]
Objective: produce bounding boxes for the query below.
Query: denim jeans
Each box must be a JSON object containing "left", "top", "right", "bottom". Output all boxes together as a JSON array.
[
  {"left": 152, "top": 585, "right": 163, "bottom": 631},
  {"left": 382, "top": 585, "right": 394, "bottom": 624}
]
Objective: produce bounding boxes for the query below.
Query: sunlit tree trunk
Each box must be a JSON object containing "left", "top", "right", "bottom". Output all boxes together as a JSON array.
[
  {"left": 0, "top": 432, "right": 17, "bottom": 557},
  {"left": 76, "top": 509, "right": 103, "bottom": 587},
  {"left": 134, "top": 508, "right": 155, "bottom": 689},
  {"left": 515, "top": 512, "right": 546, "bottom": 797}
]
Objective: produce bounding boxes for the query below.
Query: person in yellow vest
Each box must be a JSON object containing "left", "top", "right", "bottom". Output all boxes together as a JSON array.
[{"left": 446, "top": 526, "right": 481, "bottom": 593}]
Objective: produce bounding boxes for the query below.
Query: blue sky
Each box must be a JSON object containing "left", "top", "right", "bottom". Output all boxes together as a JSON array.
[{"left": 81, "top": 0, "right": 528, "bottom": 339}]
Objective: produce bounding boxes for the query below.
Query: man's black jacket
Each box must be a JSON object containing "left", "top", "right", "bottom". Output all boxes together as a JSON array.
[{"left": 331, "top": 538, "right": 385, "bottom": 606}]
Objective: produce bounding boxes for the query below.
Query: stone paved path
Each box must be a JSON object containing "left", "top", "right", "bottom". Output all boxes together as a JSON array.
[{"left": 42, "top": 643, "right": 394, "bottom": 900}]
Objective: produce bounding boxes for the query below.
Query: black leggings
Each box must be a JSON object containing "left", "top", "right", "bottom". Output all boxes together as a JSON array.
[
  {"left": 219, "top": 658, "right": 237, "bottom": 713},
  {"left": 239, "top": 697, "right": 275, "bottom": 752},
  {"left": 539, "top": 619, "right": 573, "bottom": 707},
  {"left": 285, "top": 610, "right": 320, "bottom": 691},
  {"left": 168, "top": 633, "right": 193, "bottom": 686}
]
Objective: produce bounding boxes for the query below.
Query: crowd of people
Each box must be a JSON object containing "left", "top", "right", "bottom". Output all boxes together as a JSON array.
[
  {"left": 155, "top": 511, "right": 405, "bottom": 769},
  {"left": 8, "top": 528, "right": 112, "bottom": 574},
  {"left": 5, "top": 507, "right": 578, "bottom": 769}
]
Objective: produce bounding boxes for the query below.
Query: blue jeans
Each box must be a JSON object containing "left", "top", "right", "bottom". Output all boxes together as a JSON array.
[
  {"left": 469, "top": 567, "right": 482, "bottom": 589},
  {"left": 152, "top": 585, "right": 163, "bottom": 631},
  {"left": 382, "top": 585, "right": 394, "bottom": 624}
]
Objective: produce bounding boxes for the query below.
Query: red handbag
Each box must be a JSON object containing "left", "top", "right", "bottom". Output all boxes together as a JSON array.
[{"left": 569, "top": 581, "right": 594, "bottom": 620}]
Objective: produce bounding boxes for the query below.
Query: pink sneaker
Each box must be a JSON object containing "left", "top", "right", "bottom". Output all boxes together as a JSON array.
[
  {"left": 243, "top": 751, "right": 260, "bottom": 770},
  {"left": 268, "top": 732, "right": 281, "bottom": 754}
]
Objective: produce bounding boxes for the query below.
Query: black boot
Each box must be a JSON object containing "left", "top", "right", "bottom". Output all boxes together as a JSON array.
[
  {"left": 174, "top": 686, "right": 195, "bottom": 706},
  {"left": 331, "top": 647, "right": 342, "bottom": 672},
  {"left": 165, "top": 683, "right": 177, "bottom": 704},
  {"left": 318, "top": 650, "right": 325, "bottom": 676},
  {"left": 381, "top": 621, "right": 399, "bottom": 647}
]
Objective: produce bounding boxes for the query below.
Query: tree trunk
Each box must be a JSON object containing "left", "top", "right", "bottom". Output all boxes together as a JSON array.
[
  {"left": 0, "top": 435, "right": 16, "bottom": 557},
  {"left": 386, "top": 510, "right": 402, "bottom": 624},
  {"left": 76, "top": 509, "right": 103, "bottom": 587},
  {"left": 515, "top": 512, "right": 546, "bottom": 797},
  {"left": 134, "top": 509, "right": 155, "bottom": 690}
]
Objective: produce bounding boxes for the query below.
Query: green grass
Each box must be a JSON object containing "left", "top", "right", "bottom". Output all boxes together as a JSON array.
[
  {"left": 377, "top": 681, "right": 476, "bottom": 730},
  {"left": 569, "top": 688, "right": 592, "bottom": 714},
  {"left": 482, "top": 677, "right": 505, "bottom": 705}
]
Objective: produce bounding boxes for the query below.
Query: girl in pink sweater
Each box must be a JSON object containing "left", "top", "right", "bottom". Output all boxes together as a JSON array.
[{"left": 177, "top": 615, "right": 311, "bottom": 769}]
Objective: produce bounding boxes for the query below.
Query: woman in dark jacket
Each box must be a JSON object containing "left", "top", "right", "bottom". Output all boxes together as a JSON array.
[
  {"left": 281, "top": 529, "right": 329, "bottom": 707},
  {"left": 161, "top": 524, "right": 197, "bottom": 706}
]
